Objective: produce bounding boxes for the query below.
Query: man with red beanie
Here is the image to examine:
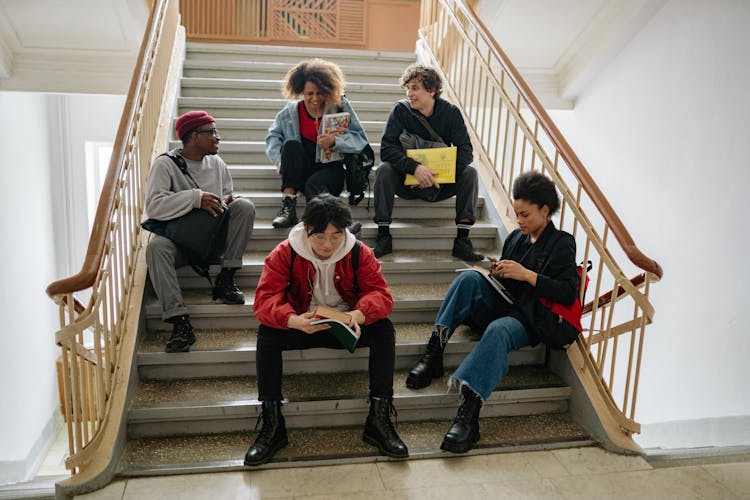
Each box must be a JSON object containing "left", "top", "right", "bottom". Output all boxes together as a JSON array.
[{"left": 144, "top": 110, "right": 256, "bottom": 352}]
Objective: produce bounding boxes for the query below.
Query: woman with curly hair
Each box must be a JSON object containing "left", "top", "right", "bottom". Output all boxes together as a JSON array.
[{"left": 266, "top": 59, "right": 369, "bottom": 229}]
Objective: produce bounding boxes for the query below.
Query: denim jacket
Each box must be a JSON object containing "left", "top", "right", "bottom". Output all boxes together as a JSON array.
[{"left": 265, "top": 96, "right": 368, "bottom": 165}]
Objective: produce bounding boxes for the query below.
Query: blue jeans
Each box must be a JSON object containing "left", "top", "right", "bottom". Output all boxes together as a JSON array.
[{"left": 435, "top": 271, "right": 530, "bottom": 400}]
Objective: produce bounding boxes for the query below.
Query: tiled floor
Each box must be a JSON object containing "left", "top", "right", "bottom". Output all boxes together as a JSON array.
[{"left": 70, "top": 446, "right": 750, "bottom": 499}]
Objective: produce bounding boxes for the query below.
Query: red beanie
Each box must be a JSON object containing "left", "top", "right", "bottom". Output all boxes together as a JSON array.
[{"left": 175, "top": 110, "right": 215, "bottom": 140}]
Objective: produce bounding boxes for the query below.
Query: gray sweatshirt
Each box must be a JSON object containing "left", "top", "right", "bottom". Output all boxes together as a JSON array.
[{"left": 144, "top": 151, "right": 233, "bottom": 221}]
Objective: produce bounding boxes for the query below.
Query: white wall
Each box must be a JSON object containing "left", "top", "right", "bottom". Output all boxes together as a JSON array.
[
  {"left": 0, "top": 92, "right": 62, "bottom": 483},
  {"left": 547, "top": 0, "right": 750, "bottom": 448},
  {"left": 0, "top": 92, "right": 124, "bottom": 484}
]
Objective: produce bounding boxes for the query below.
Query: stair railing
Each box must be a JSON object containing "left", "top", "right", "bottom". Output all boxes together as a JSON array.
[
  {"left": 44, "top": 0, "right": 180, "bottom": 476},
  {"left": 418, "top": 0, "right": 663, "bottom": 450}
]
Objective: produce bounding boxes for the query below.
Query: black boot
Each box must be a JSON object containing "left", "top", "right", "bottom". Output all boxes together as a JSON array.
[
  {"left": 165, "top": 316, "right": 196, "bottom": 353},
  {"left": 441, "top": 385, "right": 482, "bottom": 454},
  {"left": 406, "top": 334, "right": 444, "bottom": 389},
  {"left": 272, "top": 196, "right": 298, "bottom": 228},
  {"left": 363, "top": 397, "right": 409, "bottom": 458},
  {"left": 212, "top": 268, "right": 244, "bottom": 304},
  {"left": 452, "top": 237, "right": 484, "bottom": 262},
  {"left": 372, "top": 232, "right": 392, "bottom": 258},
  {"left": 244, "top": 400, "right": 288, "bottom": 466}
]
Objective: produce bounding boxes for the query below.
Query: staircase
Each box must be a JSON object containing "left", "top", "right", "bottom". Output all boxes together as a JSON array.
[{"left": 118, "top": 43, "right": 593, "bottom": 476}]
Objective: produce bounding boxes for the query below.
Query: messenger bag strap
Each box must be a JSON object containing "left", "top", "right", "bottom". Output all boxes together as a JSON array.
[{"left": 398, "top": 99, "right": 444, "bottom": 143}]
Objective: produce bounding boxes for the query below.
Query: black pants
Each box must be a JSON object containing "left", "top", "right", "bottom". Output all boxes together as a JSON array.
[
  {"left": 256, "top": 318, "right": 396, "bottom": 400},
  {"left": 280, "top": 139, "right": 346, "bottom": 198}
]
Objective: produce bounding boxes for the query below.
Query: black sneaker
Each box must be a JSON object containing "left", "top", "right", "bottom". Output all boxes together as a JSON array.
[
  {"left": 452, "top": 237, "right": 484, "bottom": 262},
  {"left": 213, "top": 274, "right": 245, "bottom": 304},
  {"left": 372, "top": 232, "right": 392, "bottom": 258},
  {"left": 165, "top": 321, "right": 196, "bottom": 353}
]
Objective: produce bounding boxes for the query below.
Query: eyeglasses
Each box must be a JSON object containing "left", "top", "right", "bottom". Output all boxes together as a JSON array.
[
  {"left": 309, "top": 232, "right": 345, "bottom": 244},
  {"left": 194, "top": 128, "right": 220, "bottom": 137}
]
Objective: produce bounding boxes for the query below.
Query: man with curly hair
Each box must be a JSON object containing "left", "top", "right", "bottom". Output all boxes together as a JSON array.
[{"left": 372, "top": 64, "right": 483, "bottom": 262}]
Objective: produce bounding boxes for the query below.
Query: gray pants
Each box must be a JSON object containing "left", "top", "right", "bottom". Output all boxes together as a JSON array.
[
  {"left": 146, "top": 197, "right": 256, "bottom": 320},
  {"left": 372, "top": 162, "right": 478, "bottom": 225}
]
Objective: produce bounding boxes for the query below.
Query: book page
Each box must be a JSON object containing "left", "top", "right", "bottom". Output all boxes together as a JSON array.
[
  {"left": 404, "top": 146, "right": 457, "bottom": 185},
  {"left": 320, "top": 112, "right": 351, "bottom": 163}
]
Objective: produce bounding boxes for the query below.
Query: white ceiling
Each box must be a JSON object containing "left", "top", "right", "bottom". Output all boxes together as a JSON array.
[{"left": 0, "top": 0, "right": 666, "bottom": 106}]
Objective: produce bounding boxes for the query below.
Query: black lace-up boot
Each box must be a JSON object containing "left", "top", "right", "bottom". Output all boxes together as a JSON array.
[
  {"left": 272, "top": 196, "right": 298, "bottom": 228},
  {"left": 244, "top": 400, "right": 288, "bottom": 466},
  {"left": 452, "top": 237, "right": 484, "bottom": 262},
  {"left": 441, "top": 384, "right": 483, "bottom": 454},
  {"left": 362, "top": 397, "right": 409, "bottom": 458},
  {"left": 406, "top": 334, "right": 444, "bottom": 389},
  {"left": 165, "top": 316, "right": 196, "bottom": 353},
  {"left": 212, "top": 268, "right": 244, "bottom": 304}
]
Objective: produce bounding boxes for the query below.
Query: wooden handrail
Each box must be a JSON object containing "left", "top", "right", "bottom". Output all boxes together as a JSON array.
[
  {"left": 45, "top": 1, "right": 164, "bottom": 298},
  {"left": 456, "top": 0, "right": 662, "bottom": 280}
]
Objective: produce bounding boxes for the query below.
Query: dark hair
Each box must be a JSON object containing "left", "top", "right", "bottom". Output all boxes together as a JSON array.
[
  {"left": 512, "top": 171, "right": 561, "bottom": 216},
  {"left": 302, "top": 194, "right": 352, "bottom": 235},
  {"left": 399, "top": 64, "right": 442, "bottom": 99},
  {"left": 282, "top": 58, "right": 345, "bottom": 110}
]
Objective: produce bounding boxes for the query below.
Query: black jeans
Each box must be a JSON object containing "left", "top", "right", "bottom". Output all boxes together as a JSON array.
[
  {"left": 256, "top": 318, "right": 396, "bottom": 401},
  {"left": 280, "top": 139, "right": 346, "bottom": 198}
]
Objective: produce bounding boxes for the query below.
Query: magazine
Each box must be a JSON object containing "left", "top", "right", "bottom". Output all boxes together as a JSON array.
[
  {"left": 320, "top": 112, "right": 351, "bottom": 163},
  {"left": 311, "top": 305, "right": 359, "bottom": 353},
  {"left": 404, "top": 146, "right": 457, "bottom": 185},
  {"left": 456, "top": 265, "right": 516, "bottom": 305}
]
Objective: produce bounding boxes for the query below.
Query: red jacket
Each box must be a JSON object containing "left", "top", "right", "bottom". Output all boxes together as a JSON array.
[{"left": 253, "top": 240, "right": 394, "bottom": 330}]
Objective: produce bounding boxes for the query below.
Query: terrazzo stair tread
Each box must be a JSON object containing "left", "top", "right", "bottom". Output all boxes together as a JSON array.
[
  {"left": 185, "top": 42, "right": 416, "bottom": 66},
  {"left": 132, "top": 366, "right": 564, "bottom": 408},
  {"left": 139, "top": 323, "right": 478, "bottom": 353},
  {"left": 118, "top": 413, "right": 591, "bottom": 476}
]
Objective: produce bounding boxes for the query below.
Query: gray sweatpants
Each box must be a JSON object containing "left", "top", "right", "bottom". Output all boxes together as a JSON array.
[
  {"left": 146, "top": 197, "right": 256, "bottom": 321},
  {"left": 372, "top": 162, "right": 479, "bottom": 225}
]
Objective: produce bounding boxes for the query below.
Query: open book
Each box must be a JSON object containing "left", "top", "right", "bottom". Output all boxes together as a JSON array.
[
  {"left": 404, "top": 146, "right": 457, "bottom": 185},
  {"left": 311, "top": 305, "right": 360, "bottom": 353},
  {"left": 320, "top": 112, "right": 351, "bottom": 163},
  {"left": 456, "top": 265, "right": 516, "bottom": 305}
]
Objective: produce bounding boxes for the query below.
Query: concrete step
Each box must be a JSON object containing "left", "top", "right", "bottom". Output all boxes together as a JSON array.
[
  {"left": 178, "top": 96, "right": 393, "bottom": 120},
  {"left": 119, "top": 414, "right": 592, "bottom": 476},
  {"left": 137, "top": 325, "right": 547, "bottom": 379},
  {"left": 207, "top": 117, "right": 385, "bottom": 142},
  {"left": 167, "top": 139, "right": 381, "bottom": 164},
  {"left": 185, "top": 42, "right": 416, "bottom": 69},
  {"left": 128, "top": 366, "right": 570, "bottom": 437},
  {"left": 181, "top": 77, "right": 404, "bottom": 102},
  {"left": 183, "top": 59, "right": 406, "bottom": 84}
]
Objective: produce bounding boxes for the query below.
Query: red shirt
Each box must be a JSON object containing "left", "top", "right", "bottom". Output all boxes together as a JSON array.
[{"left": 298, "top": 101, "right": 320, "bottom": 143}]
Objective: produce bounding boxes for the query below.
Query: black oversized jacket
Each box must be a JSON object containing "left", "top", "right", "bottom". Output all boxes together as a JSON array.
[
  {"left": 500, "top": 223, "right": 580, "bottom": 345},
  {"left": 379, "top": 98, "right": 473, "bottom": 176}
]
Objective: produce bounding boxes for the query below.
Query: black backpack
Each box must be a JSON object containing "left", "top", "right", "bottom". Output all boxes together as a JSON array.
[{"left": 344, "top": 144, "right": 375, "bottom": 207}]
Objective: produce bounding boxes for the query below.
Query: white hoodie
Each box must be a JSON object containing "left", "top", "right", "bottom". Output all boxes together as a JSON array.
[{"left": 287, "top": 222, "right": 356, "bottom": 313}]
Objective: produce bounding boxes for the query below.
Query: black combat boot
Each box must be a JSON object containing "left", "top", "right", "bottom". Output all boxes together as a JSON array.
[
  {"left": 406, "top": 334, "right": 444, "bottom": 389},
  {"left": 272, "top": 196, "right": 298, "bottom": 228},
  {"left": 165, "top": 316, "right": 196, "bottom": 353},
  {"left": 212, "top": 268, "right": 244, "bottom": 304},
  {"left": 244, "top": 400, "right": 288, "bottom": 466},
  {"left": 362, "top": 397, "right": 409, "bottom": 458},
  {"left": 372, "top": 232, "right": 392, "bottom": 258},
  {"left": 440, "top": 384, "right": 483, "bottom": 454},
  {"left": 452, "top": 237, "right": 484, "bottom": 262}
]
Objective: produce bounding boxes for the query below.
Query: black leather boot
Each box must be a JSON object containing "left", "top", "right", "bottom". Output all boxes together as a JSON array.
[
  {"left": 440, "top": 385, "right": 482, "bottom": 454},
  {"left": 406, "top": 334, "right": 444, "bottom": 389},
  {"left": 244, "top": 400, "right": 288, "bottom": 466},
  {"left": 212, "top": 268, "right": 244, "bottom": 304},
  {"left": 165, "top": 317, "right": 196, "bottom": 353},
  {"left": 452, "top": 237, "right": 484, "bottom": 262},
  {"left": 272, "top": 196, "right": 298, "bottom": 228},
  {"left": 363, "top": 397, "right": 409, "bottom": 458}
]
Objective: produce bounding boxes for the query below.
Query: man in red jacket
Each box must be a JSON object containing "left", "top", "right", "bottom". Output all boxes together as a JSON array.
[{"left": 244, "top": 194, "right": 407, "bottom": 466}]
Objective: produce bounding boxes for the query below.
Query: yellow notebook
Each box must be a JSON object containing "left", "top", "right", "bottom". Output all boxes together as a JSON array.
[{"left": 404, "top": 146, "right": 457, "bottom": 185}]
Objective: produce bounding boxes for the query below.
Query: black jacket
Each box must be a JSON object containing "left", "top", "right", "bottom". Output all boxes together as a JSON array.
[
  {"left": 501, "top": 223, "right": 580, "bottom": 345},
  {"left": 380, "top": 98, "right": 473, "bottom": 176}
]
